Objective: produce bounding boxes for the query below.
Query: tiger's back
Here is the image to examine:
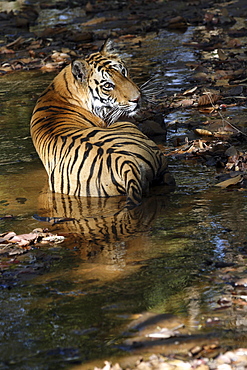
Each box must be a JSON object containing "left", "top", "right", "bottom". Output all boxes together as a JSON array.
[{"left": 30, "top": 40, "right": 174, "bottom": 208}]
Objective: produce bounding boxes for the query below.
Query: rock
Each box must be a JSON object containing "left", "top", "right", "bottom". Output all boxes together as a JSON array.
[{"left": 139, "top": 120, "right": 167, "bottom": 138}]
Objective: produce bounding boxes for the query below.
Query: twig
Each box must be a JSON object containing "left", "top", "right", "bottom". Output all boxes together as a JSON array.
[{"left": 204, "top": 90, "right": 247, "bottom": 137}]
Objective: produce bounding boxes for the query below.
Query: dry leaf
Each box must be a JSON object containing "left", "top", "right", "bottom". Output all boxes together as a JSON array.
[
  {"left": 0, "top": 46, "right": 15, "bottom": 54},
  {"left": 40, "top": 63, "right": 59, "bottom": 71},
  {"left": 41, "top": 235, "right": 65, "bottom": 243},
  {"left": 183, "top": 86, "right": 198, "bottom": 95},
  {"left": 198, "top": 93, "right": 220, "bottom": 106},
  {"left": 217, "top": 49, "right": 228, "bottom": 61},
  {"left": 0, "top": 229, "right": 64, "bottom": 248},
  {"left": 234, "top": 278, "right": 247, "bottom": 287},
  {"left": 85, "top": 2, "right": 94, "bottom": 12},
  {"left": 167, "top": 16, "right": 187, "bottom": 28},
  {"left": 215, "top": 79, "right": 229, "bottom": 86},
  {"left": 194, "top": 128, "right": 213, "bottom": 136},
  {"left": 233, "top": 298, "right": 247, "bottom": 306},
  {"left": 180, "top": 99, "right": 195, "bottom": 107},
  {"left": 215, "top": 174, "right": 242, "bottom": 188},
  {"left": 227, "top": 38, "right": 242, "bottom": 48},
  {"left": 27, "top": 40, "right": 42, "bottom": 50},
  {"left": 198, "top": 107, "right": 216, "bottom": 114},
  {"left": 81, "top": 17, "right": 106, "bottom": 26},
  {"left": 51, "top": 52, "right": 70, "bottom": 62}
]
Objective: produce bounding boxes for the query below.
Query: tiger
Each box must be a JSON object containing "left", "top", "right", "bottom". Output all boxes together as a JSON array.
[{"left": 30, "top": 39, "right": 174, "bottom": 208}]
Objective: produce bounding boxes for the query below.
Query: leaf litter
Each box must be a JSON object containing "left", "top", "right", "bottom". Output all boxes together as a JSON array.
[{"left": 0, "top": 228, "right": 65, "bottom": 255}]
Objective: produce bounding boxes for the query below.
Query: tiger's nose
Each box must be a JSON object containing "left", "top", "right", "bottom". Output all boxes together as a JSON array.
[{"left": 129, "top": 95, "right": 141, "bottom": 103}]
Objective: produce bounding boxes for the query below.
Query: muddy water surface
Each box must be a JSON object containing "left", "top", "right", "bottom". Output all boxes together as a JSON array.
[{"left": 1, "top": 30, "right": 247, "bottom": 370}]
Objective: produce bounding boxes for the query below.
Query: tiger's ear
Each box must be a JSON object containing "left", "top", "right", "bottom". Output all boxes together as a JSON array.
[
  {"left": 71, "top": 60, "right": 88, "bottom": 83},
  {"left": 100, "top": 39, "right": 118, "bottom": 56}
]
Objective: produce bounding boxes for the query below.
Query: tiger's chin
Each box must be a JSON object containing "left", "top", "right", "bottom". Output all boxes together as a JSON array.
[
  {"left": 98, "top": 106, "right": 140, "bottom": 126},
  {"left": 128, "top": 109, "right": 139, "bottom": 118}
]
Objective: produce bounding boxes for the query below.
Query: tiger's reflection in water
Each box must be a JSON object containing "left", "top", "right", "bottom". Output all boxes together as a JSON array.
[{"left": 38, "top": 189, "right": 165, "bottom": 270}]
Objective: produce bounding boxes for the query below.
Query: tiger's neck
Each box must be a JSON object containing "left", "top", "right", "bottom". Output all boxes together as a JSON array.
[
  {"left": 47, "top": 66, "right": 92, "bottom": 111},
  {"left": 31, "top": 64, "right": 107, "bottom": 134},
  {"left": 30, "top": 78, "right": 107, "bottom": 152}
]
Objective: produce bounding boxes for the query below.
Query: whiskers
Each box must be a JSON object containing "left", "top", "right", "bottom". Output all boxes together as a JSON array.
[
  {"left": 140, "top": 78, "right": 164, "bottom": 104},
  {"left": 103, "top": 104, "right": 138, "bottom": 126},
  {"left": 104, "top": 107, "right": 125, "bottom": 126}
]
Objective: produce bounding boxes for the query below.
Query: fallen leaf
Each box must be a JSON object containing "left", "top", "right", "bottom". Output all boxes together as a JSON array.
[
  {"left": 0, "top": 47, "right": 15, "bottom": 54},
  {"left": 227, "top": 38, "right": 242, "bottom": 48},
  {"left": 217, "top": 49, "right": 228, "bottom": 61},
  {"left": 27, "top": 40, "right": 42, "bottom": 50},
  {"left": 81, "top": 17, "right": 106, "bottom": 26},
  {"left": 183, "top": 86, "right": 198, "bottom": 95},
  {"left": 0, "top": 228, "right": 65, "bottom": 249},
  {"left": 194, "top": 128, "right": 213, "bottom": 136},
  {"left": 180, "top": 98, "right": 195, "bottom": 107},
  {"left": 215, "top": 174, "right": 242, "bottom": 188},
  {"left": 41, "top": 235, "right": 65, "bottom": 243},
  {"left": 235, "top": 278, "right": 247, "bottom": 287},
  {"left": 51, "top": 52, "right": 70, "bottom": 62},
  {"left": 40, "top": 63, "right": 59, "bottom": 71},
  {"left": 190, "top": 345, "right": 203, "bottom": 355},
  {"left": 198, "top": 93, "right": 221, "bottom": 106},
  {"left": 167, "top": 16, "right": 187, "bottom": 29},
  {"left": 85, "top": 2, "right": 94, "bottom": 12},
  {"left": 233, "top": 298, "right": 247, "bottom": 305},
  {"left": 0, "top": 231, "right": 16, "bottom": 241},
  {"left": 198, "top": 107, "right": 216, "bottom": 114},
  {"left": 215, "top": 79, "right": 229, "bottom": 86}
]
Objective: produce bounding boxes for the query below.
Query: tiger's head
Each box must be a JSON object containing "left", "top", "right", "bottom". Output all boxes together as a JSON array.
[{"left": 70, "top": 40, "right": 141, "bottom": 125}]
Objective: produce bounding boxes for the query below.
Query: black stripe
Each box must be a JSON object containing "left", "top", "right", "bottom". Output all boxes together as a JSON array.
[{"left": 70, "top": 145, "right": 80, "bottom": 173}]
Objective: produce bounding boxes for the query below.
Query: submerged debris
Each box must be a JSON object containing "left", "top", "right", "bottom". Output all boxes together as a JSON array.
[
  {"left": 0, "top": 228, "right": 65, "bottom": 288},
  {"left": 0, "top": 228, "right": 65, "bottom": 256}
]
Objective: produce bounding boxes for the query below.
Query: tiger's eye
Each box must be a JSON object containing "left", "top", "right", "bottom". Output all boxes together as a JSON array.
[
  {"left": 103, "top": 82, "right": 115, "bottom": 90},
  {"left": 122, "top": 67, "right": 127, "bottom": 77}
]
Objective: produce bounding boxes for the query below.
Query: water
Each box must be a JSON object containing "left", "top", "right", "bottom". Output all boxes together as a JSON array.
[{"left": 1, "top": 26, "right": 247, "bottom": 370}]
